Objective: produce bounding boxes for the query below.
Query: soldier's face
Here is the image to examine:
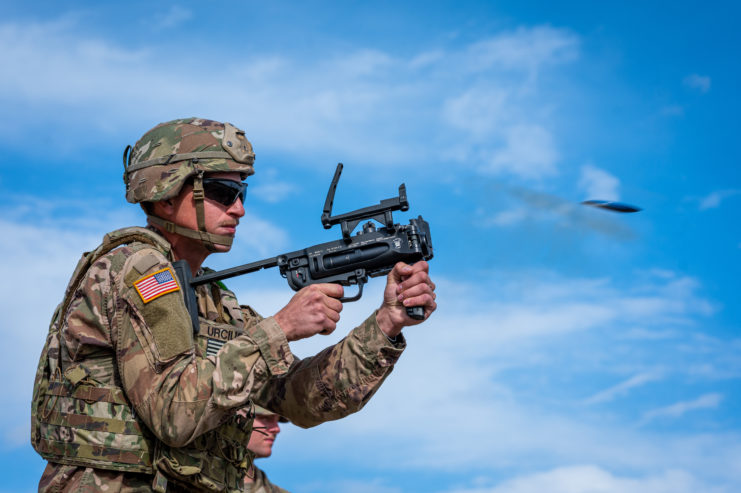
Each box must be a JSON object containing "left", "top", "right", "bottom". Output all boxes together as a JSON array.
[
  {"left": 171, "top": 171, "right": 246, "bottom": 253},
  {"left": 248, "top": 414, "right": 281, "bottom": 458}
]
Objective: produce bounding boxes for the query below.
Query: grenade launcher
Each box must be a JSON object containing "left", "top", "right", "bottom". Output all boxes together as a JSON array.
[{"left": 173, "top": 163, "right": 434, "bottom": 333}]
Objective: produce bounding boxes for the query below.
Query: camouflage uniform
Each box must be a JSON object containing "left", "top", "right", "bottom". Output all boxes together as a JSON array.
[
  {"left": 32, "top": 225, "right": 405, "bottom": 492},
  {"left": 245, "top": 467, "right": 289, "bottom": 493}
]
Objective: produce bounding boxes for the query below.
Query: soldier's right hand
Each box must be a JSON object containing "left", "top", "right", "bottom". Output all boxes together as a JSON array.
[{"left": 273, "top": 284, "right": 344, "bottom": 341}]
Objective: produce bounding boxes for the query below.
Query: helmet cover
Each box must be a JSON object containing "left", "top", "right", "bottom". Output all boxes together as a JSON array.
[
  {"left": 124, "top": 117, "right": 255, "bottom": 204},
  {"left": 254, "top": 405, "right": 288, "bottom": 423}
]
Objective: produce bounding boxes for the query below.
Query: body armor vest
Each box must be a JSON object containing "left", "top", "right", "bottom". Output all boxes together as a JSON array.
[{"left": 32, "top": 227, "right": 255, "bottom": 492}]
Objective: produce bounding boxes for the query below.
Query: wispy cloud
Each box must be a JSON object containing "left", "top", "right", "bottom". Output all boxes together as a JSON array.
[
  {"left": 487, "top": 207, "right": 529, "bottom": 226},
  {"left": 583, "top": 371, "right": 664, "bottom": 405},
  {"left": 275, "top": 269, "right": 737, "bottom": 485},
  {"left": 579, "top": 164, "right": 620, "bottom": 201},
  {"left": 0, "top": 18, "right": 580, "bottom": 179},
  {"left": 463, "top": 26, "right": 580, "bottom": 77},
  {"left": 441, "top": 465, "right": 727, "bottom": 493},
  {"left": 251, "top": 181, "right": 300, "bottom": 204},
  {"left": 299, "top": 478, "right": 403, "bottom": 493},
  {"left": 642, "top": 393, "right": 724, "bottom": 422},
  {"left": 683, "top": 73, "right": 711, "bottom": 93},
  {"left": 699, "top": 189, "right": 741, "bottom": 210},
  {"left": 487, "top": 124, "right": 559, "bottom": 179}
]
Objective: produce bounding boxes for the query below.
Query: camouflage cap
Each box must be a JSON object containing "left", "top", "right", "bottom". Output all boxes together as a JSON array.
[
  {"left": 254, "top": 405, "right": 288, "bottom": 423},
  {"left": 124, "top": 117, "right": 255, "bottom": 204}
]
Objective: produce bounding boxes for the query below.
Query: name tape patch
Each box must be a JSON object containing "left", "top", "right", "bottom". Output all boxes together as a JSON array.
[{"left": 134, "top": 267, "right": 180, "bottom": 303}]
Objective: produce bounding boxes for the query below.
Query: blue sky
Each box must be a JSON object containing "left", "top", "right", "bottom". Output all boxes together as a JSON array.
[{"left": 1, "top": 1, "right": 739, "bottom": 492}]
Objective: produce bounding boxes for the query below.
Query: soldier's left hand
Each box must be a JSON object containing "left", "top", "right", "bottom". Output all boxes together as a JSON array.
[{"left": 376, "top": 261, "right": 436, "bottom": 338}]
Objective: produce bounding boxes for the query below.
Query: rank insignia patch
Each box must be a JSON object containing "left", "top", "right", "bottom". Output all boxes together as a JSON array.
[{"left": 134, "top": 267, "right": 180, "bottom": 303}]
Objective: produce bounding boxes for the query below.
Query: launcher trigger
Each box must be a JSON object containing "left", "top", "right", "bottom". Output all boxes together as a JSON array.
[{"left": 339, "top": 280, "right": 364, "bottom": 302}]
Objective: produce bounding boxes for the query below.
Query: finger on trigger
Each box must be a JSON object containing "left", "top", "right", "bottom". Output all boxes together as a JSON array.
[{"left": 319, "top": 283, "right": 344, "bottom": 298}]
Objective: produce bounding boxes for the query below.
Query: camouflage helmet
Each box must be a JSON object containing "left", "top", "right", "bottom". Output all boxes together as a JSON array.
[
  {"left": 123, "top": 117, "right": 255, "bottom": 204},
  {"left": 254, "top": 405, "right": 288, "bottom": 423},
  {"left": 123, "top": 118, "right": 255, "bottom": 251}
]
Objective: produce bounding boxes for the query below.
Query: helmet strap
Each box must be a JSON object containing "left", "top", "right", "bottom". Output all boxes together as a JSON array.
[
  {"left": 191, "top": 173, "right": 217, "bottom": 252},
  {"left": 145, "top": 169, "right": 236, "bottom": 251},
  {"left": 146, "top": 214, "right": 234, "bottom": 251},
  {"left": 145, "top": 170, "right": 232, "bottom": 251}
]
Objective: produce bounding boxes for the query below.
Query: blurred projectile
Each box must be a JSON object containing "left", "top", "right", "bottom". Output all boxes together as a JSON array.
[{"left": 581, "top": 200, "right": 642, "bottom": 213}]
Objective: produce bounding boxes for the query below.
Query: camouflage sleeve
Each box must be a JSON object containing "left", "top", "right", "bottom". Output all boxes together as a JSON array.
[
  {"left": 251, "top": 310, "right": 406, "bottom": 428},
  {"left": 112, "top": 247, "right": 295, "bottom": 447}
]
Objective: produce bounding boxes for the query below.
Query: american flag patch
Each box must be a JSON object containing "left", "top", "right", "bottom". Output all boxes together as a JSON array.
[{"left": 133, "top": 267, "right": 180, "bottom": 303}]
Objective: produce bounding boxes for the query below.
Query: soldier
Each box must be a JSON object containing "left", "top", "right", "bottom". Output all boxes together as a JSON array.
[
  {"left": 244, "top": 406, "right": 289, "bottom": 493},
  {"left": 31, "top": 118, "right": 436, "bottom": 492}
]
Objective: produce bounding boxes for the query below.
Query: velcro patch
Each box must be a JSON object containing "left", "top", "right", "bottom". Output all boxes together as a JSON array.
[
  {"left": 206, "top": 338, "right": 226, "bottom": 357},
  {"left": 132, "top": 253, "right": 160, "bottom": 275},
  {"left": 133, "top": 267, "right": 180, "bottom": 303}
]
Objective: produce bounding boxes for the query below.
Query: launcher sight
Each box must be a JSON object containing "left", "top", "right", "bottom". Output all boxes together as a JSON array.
[{"left": 322, "top": 163, "right": 410, "bottom": 241}]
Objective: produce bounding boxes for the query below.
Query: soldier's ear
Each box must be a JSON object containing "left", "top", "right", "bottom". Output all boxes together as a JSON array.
[{"left": 150, "top": 198, "right": 176, "bottom": 218}]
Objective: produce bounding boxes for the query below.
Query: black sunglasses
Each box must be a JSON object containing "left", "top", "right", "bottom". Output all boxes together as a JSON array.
[{"left": 201, "top": 178, "right": 248, "bottom": 206}]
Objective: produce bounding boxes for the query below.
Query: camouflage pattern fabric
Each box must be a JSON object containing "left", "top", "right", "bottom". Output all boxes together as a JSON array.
[
  {"left": 125, "top": 117, "right": 255, "bottom": 204},
  {"left": 244, "top": 467, "right": 290, "bottom": 493},
  {"left": 34, "top": 226, "right": 406, "bottom": 492}
]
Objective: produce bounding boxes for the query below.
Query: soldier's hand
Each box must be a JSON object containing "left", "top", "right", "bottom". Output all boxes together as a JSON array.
[
  {"left": 274, "top": 283, "right": 344, "bottom": 341},
  {"left": 376, "top": 261, "right": 436, "bottom": 338}
]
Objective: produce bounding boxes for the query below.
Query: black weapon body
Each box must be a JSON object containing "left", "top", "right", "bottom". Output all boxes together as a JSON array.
[{"left": 173, "top": 163, "right": 433, "bottom": 332}]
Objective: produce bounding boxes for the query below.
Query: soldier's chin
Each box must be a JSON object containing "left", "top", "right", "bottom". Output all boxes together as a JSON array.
[
  {"left": 212, "top": 244, "right": 233, "bottom": 253},
  {"left": 210, "top": 238, "right": 234, "bottom": 253}
]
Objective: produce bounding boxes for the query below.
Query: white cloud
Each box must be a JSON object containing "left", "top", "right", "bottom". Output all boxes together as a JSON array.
[
  {"left": 579, "top": 164, "right": 620, "bottom": 201},
  {"left": 486, "top": 124, "right": 559, "bottom": 179},
  {"left": 486, "top": 207, "right": 529, "bottom": 226},
  {"left": 583, "top": 371, "right": 664, "bottom": 405},
  {"left": 699, "top": 189, "right": 741, "bottom": 210},
  {"left": 251, "top": 181, "right": 299, "bottom": 204},
  {"left": 299, "top": 478, "right": 402, "bottom": 493},
  {"left": 463, "top": 26, "right": 580, "bottom": 77},
  {"left": 443, "top": 87, "right": 510, "bottom": 138},
  {"left": 642, "top": 393, "right": 724, "bottom": 422},
  {"left": 0, "top": 19, "right": 580, "bottom": 178},
  {"left": 231, "top": 211, "right": 290, "bottom": 257},
  {"left": 442, "top": 465, "right": 728, "bottom": 493},
  {"left": 265, "top": 269, "right": 741, "bottom": 490},
  {"left": 683, "top": 73, "right": 711, "bottom": 93},
  {"left": 438, "top": 27, "right": 580, "bottom": 180}
]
